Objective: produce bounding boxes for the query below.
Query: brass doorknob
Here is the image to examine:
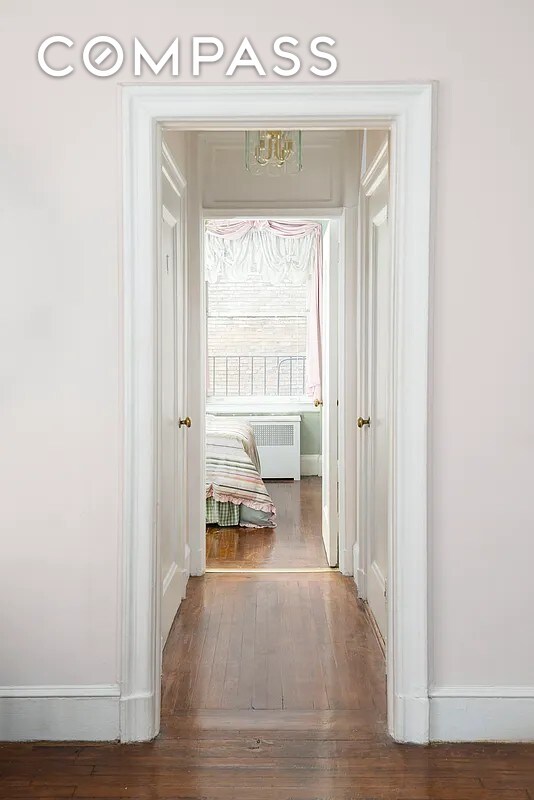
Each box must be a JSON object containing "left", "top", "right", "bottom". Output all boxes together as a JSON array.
[
  {"left": 314, "top": 399, "right": 323, "bottom": 407},
  {"left": 357, "top": 416, "right": 370, "bottom": 428},
  {"left": 178, "top": 416, "right": 191, "bottom": 428}
]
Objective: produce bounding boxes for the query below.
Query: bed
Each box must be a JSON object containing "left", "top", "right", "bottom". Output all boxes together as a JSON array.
[{"left": 205, "top": 415, "right": 276, "bottom": 528}]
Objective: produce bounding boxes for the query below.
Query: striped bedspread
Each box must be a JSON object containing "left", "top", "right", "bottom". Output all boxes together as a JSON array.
[
  {"left": 205, "top": 416, "right": 276, "bottom": 522},
  {"left": 206, "top": 415, "right": 261, "bottom": 472}
]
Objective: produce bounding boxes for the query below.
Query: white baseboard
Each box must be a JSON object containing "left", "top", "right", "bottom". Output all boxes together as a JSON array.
[
  {"left": 370, "top": 560, "right": 386, "bottom": 593},
  {"left": 391, "top": 693, "right": 430, "bottom": 744},
  {"left": 0, "top": 685, "right": 120, "bottom": 741},
  {"left": 161, "top": 546, "right": 190, "bottom": 646},
  {"left": 120, "top": 691, "right": 157, "bottom": 743},
  {"left": 184, "top": 543, "right": 191, "bottom": 581},
  {"left": 300, "top": 454, "right": 322, "bottom": 476},
  {"left": 352, "top": 542, "right": 366, "bottom": 597},
  {"left": 430, "top": 687, "right": 534, "bottom": 741},
  {"left": 162, "top": 561, "right": 180, "bottom": 645}
]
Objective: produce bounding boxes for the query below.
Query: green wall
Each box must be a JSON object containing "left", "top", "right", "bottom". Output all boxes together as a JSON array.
[{"left": 300, "top": 412, "right": 322, "bottom": 455}]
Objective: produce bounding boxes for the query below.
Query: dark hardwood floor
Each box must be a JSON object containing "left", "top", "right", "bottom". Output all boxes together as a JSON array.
[
  {"left": 2, "top": 498, "right": 534, "bottom": 797},
  {"left": 2, "top": 572, "right": 534, "bottom": 798},
  {"left": 206, "top": 477, "right": 327, "bottom": 569},
  {"left": 161, "top": 573, "right": 386, "bottom": 714}
]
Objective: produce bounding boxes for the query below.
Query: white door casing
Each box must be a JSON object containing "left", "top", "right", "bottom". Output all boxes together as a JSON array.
[
  {"left": 121, "top": 83, "right": 434, "bottom": 745},
  {"left": 321, "top": 220, "right": 340, "bottom": 567},
  {"left": 358, "top": 146, "right": 391, "bottom": 640}
]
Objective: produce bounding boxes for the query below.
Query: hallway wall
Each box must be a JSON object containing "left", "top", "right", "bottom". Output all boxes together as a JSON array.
[{"left": 1, "top": 0, "right": 534, "bottom": 739}]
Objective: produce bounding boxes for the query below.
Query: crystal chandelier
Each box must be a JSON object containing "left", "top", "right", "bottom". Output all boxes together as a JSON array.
[{"left": 245, "top": 130, "right": 302, "bottom": 176}]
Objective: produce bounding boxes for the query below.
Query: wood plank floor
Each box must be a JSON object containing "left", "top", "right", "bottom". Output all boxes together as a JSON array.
[
  {"left": 161, "top": 573, "right": 386, "bottom": 713},
  {"left": 206, "top": 477, "right": 327, "bottom": 569},
  {"left": 2, "top": 571, "right": 534, "bottom": 798}
]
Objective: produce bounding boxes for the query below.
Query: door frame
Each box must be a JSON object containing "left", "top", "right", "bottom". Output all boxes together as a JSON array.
[
  {"left": 320, "top": 217, "right": 340, "bottom": 567},
  {"left": 120, "top": 83, "right": 435, "bottom": 744},
  {"left": 201, "top": 211, "right": 343, "bottom": 571}
]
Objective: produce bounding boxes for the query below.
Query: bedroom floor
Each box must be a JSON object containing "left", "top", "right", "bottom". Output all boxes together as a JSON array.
[{"left": 206, "top": 476, "right": 327, "bottom": 570}]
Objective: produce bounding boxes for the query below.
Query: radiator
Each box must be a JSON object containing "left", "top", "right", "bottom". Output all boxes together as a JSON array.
[{"left": 247, "top": 415, "right": 301, "bottom": 481}]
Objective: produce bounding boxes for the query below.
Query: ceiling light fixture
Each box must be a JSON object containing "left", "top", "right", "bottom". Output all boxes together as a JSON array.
[{"left": 245, "top": 130, "right": 302, "bottom": 176}]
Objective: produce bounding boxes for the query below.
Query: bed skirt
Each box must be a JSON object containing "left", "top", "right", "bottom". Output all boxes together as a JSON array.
[
  {"left": 206, "top": 497, "right": 276, "bottom": 529},
  {"left": 206, "top": 497, "right": 240, "bottom": 527}
]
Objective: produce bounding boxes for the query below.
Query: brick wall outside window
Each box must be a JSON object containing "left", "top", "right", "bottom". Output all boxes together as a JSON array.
[{"left": 207, "top": 280, "right": 308, "bottom": 397}]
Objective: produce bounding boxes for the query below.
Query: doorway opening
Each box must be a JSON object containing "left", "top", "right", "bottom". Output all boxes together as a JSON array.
[
  {"left": 121, "top": 83, "right": 433, "bottom": 744},
  {"left": 203, "top": 214, "right": 338, "bottom": 573},
  {"left": 156, "top": 122, "right": 405, "bottom": 734}
]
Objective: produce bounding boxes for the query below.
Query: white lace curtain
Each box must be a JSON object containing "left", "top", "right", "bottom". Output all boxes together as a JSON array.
[
  {"left": 205, "top": 219, "right": 317, "bottom": 286},
  {"left": 205, "top": 219, "right": 323, "bottom": 401}
]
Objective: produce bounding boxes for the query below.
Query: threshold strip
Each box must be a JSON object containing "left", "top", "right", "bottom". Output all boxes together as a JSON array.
[{"left": 205, "top": 567, "right": 337, "bottom": 574}]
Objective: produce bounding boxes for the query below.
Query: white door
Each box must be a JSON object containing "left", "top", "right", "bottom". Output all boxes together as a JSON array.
[
  {"left": 321, "top": 222, "right": 339, "bottom": 567},
  {"left": 160, "top": 164, "right": 188, "bottom": 646},
  {"left": 359, "top": 167, "right": 391, "bottom": 640}
]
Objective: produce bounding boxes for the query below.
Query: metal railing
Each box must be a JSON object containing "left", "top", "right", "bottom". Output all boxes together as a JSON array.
[{"left": 208, "top": 354, "right": 306, "bottom": 397}]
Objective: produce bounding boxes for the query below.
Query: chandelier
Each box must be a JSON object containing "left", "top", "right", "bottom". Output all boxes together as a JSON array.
[{"left": 245, "top": 130, "right": 302, "bottom": 176}]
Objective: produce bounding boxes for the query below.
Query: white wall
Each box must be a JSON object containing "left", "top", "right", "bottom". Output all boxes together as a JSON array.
[{"left": 1, "top": 0, "right": 534, "bottom": 740}]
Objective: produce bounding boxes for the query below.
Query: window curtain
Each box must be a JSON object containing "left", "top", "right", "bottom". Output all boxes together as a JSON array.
[{"left": 205, "top": 219, "right": 323, "bottom": 401}]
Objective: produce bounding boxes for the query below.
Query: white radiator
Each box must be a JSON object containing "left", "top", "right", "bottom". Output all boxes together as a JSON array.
[{"left": 247, "top": 415, "right": 301, "bottom": 481}]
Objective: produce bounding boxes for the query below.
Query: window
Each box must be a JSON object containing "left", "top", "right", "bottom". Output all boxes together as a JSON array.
[
  {"left": 205, "top": 218, "right": 322, "bottom": 407},
  {"left": 207, "top": 279, "right": 308, "bottom": 400}
]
